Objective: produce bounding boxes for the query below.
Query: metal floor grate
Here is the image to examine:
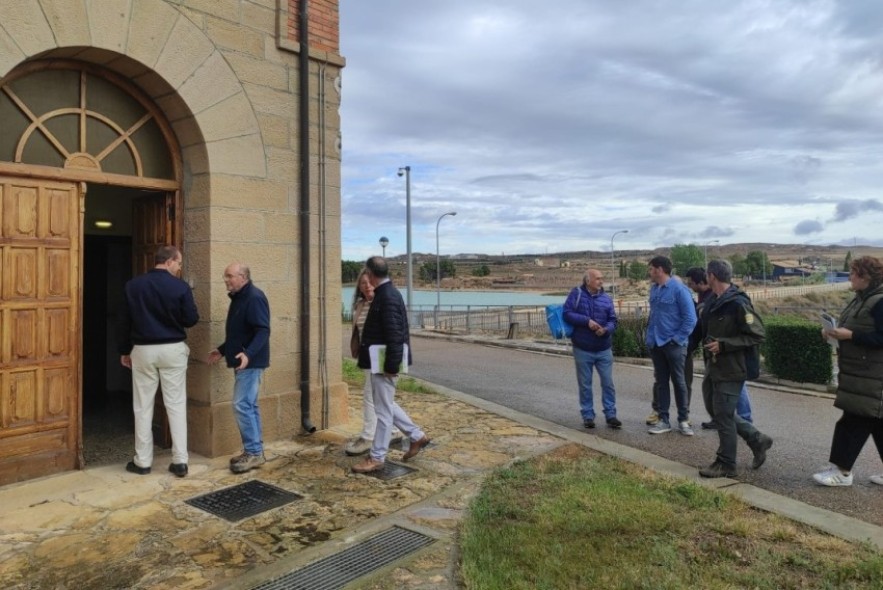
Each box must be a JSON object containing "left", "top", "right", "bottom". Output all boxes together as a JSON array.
[
  {"left": 185, "top": 480, "right": 302, "bottom": 522},
  {"left": 364, "top": 461, "right": 417, "bottom": 481},
  {"left": 250, "top": 526, "right": 436, "bottom": 590}
]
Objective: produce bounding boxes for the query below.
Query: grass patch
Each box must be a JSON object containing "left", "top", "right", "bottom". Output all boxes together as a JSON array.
[
  {"left": 460, "top": 445, "right": 883, "bottom": 589},
  {"left": 341, "top": 358, "right": 435, "bottom": 394}
]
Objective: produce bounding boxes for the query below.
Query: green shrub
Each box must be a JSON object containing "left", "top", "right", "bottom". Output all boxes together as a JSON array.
[
  {"left": 762, "top": 315, "right": 832, "bottom": 384},
  {"left": 614, "top": 316, "right": 649, "bottom": 358}
]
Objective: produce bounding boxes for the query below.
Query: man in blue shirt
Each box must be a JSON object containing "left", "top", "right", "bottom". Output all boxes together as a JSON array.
[{"left": 645, "top": 256, "right": 697, "bottom": 435}]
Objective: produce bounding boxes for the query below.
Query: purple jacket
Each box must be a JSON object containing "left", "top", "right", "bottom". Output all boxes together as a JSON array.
[{"left": 563, "top": 285, "right": 617, "bottom": 352}]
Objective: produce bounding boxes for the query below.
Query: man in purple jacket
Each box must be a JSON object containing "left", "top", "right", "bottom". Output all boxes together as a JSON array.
[{"left": 564, "top": 269, "right": 621, "bottom": 429}]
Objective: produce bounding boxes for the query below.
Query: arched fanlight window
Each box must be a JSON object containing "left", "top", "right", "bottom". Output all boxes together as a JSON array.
[{"left": 0, "top": 62, "right": 175, "bottom": 180}]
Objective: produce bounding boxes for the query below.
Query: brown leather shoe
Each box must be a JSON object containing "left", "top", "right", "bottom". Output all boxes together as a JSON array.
[
  {"left": 351, "top": 458, "right": 385, "bottom": 473},
  {"left": 402, "top": 436, "right": 430, "bottom": 461}
]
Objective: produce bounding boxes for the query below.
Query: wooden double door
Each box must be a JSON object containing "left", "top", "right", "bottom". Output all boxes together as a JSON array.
[{"left": 0, "top": 175, "right": 177, "bottom": 486}]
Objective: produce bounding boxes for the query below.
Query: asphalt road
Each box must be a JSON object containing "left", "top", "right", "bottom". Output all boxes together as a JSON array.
[{"left": 408, "top": 334, "right": 883, "bottom": 527}]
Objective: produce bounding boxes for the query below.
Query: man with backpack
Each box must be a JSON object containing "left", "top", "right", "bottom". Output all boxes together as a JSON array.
[
  {"left": 563, "top": 269, "right": 621, "bottom": 429},
  {"left": 699, "top": 259, "right": 773, "bottom": 478}
]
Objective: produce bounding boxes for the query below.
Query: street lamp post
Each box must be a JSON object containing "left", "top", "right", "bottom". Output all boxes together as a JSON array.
[
  {"left": 704, "top": 239, "right": 720, "bottom": 269},
  {"left": 610, "top": 230, "right": 629, "bottom": 305},
  {"left": 397, "top": 166, "right": 412, "bottom": 311},
  {"left": 379, "top": 236, "right": 389, "bottom": 257},
  {"left": 436, "top": 211, "right": 457, "bottom": 325}
]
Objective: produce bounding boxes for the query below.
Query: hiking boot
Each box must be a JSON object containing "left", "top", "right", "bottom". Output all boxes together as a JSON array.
[
  {"left": 230, "top": 452, "right": 266, "bottom": 474},
  {"left": 870, "top": 474, "right": 883, "bottom": 486},
  {"left": 583, "top": 418, "right": 596, "bottom": 429},
  {"left": 648, "top": 421, "right": 672, "bottom": 434},
  {"left": 679, "top": 421, "right": 694, "bottom": 436},
  {"left": 646, "top": 411, "right": 660, "bottom": 425},
  {"left": 813, "top": 467, "right": 853, "bottom": 487},
  {"left": 229, "top": 451, "right": 248, "bottom": 466},
  {"left": 699, "top": 461, "right": 737, "bottom": 478},
  {"left": 751, "top": 434, "right": 773, "bottom": 469},
  {"left": 606, "top": 417, "right": 622, "bottom": 429},
  {"left": 345, "top": 437, "right": 373, "bottom": 456},
  {"left": 701, "top": 421, "right": 719, "bottom": 430}
]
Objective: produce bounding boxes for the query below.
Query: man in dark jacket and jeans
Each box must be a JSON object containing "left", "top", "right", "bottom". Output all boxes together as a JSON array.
[
  {"left": 119, "top": 245, "right": 198, "bottom": 477},
  {"left": 699, "top": 259, "right": 773, "bottom": 478},
  {"left": 208, "top": 262, "right": 271, "bottom": 474},
  {"left": 564, "top": 269, "right": 621, "bottom": 429},
  {"left": 352, "top": 256, "right": 429, "bottom": 473}
]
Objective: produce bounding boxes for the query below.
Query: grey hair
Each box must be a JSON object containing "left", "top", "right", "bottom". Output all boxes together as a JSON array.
[{"left": 707, "top": 259, "right": 732, "bottom": 283}]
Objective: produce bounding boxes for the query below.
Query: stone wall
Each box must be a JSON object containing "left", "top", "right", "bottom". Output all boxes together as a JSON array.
[{"left": 0, "top": 0, "right": 347, "bottom": 458}]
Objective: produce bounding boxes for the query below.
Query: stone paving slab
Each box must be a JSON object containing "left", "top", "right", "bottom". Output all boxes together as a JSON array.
[{"left": 0, "top": 387, "right": 563, "bottom": 590}]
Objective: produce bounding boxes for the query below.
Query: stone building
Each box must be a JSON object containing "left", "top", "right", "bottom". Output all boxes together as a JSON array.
[{"left": 0, "top": 0, "right": 347, "bottom": 485}]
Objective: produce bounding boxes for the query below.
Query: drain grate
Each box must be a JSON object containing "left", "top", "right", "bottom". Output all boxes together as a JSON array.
[
  {"left": 250, "top": 526, "right": 436, "bottom": 590},
  {"left": 363, "top": 461, "right": 417, "bottom": 481},
  {"left": 185, "top": 480, "right": 302, "bottom": 522}
]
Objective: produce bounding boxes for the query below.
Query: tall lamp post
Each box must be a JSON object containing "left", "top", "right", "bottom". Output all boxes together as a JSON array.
[
  {"left": 704, "top": 239, "right": 720, "bottom": 269},
  {"left": 436, "top": 211, "right": 457, "bottom": 325},
  {"left": 610, "top": 229, "right": 629, "bottom": 304},
  {"left": 397, "top": 166, "right": 412, "bottom": 311},
  {"left": 379, "top": 236, "right": 389, "bottom": 257}
]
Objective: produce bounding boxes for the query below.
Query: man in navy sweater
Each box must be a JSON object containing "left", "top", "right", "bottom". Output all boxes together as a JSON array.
[
  {"left": 119, "top": 246, "right": 199, "bottom": 477},
  {"left": 208, "top": 262, "right": 271, "bottom": 474}
]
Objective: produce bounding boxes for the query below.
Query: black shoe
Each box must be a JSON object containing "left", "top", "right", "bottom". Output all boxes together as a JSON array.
[
  {"left": 751, "top": 434, "right": 773, "bottom": 469},
  {"left": 606, "top": 417, "right": 622, "bottom": 429},
  {"left": 125, "top": 461, "right": 150, "bottom": 475},
  {"left": 699, "top": 461, "right": 736, "bottom": 478},
  {"left": 168, "top": 463, "right": 188, "bottom": 478},
  {"left": 701, "top": 421, "right": 720, "bottom": 430},
  {"left": 583, "top": 418, "right": 596, "bottom": 429}
]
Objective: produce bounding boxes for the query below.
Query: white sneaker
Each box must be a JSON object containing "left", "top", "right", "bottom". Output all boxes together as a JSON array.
[
  {"left": 813, "top": 467, "right": 853, "bottom": 487},
  {"left": 678, "top": 421, "right": 694, "bottom": 436},
  {"left": 870, "top": 474, "right": 883, "bottom": 486},
  {"left": 345, "top": 437, "right": 373, "bottom": 456}
]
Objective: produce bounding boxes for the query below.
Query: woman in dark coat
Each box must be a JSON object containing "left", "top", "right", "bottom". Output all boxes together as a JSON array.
[{"left": 814, "top": 256, "right": 883, "bottom": 487}]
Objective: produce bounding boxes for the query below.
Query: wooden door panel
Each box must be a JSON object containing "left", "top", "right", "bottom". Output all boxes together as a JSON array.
[
  {"left": 132, "top": 192, "right": 176, "bottom": 448},
  {"left": 0, "top": 176, "right": 80, "bottom": 485}
]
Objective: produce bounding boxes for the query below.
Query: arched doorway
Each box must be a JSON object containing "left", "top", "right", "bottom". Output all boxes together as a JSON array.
[{"left": 0, "top": 59, "right": 183, "bottom": 484}]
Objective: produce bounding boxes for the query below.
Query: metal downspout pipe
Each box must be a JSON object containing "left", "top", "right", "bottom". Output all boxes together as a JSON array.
[{"left": 299, "top": 0, "right": 316, "bottom": 433}]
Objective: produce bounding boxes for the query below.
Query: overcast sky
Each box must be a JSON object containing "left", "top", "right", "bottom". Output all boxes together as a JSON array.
[{"left": 339, "top": 0, "right": 883, "bottom": 261}]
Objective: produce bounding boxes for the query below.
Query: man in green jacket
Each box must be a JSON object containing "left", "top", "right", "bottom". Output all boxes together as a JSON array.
[{"left": 699, "top": 259, "right": 773, "bottom": 478}]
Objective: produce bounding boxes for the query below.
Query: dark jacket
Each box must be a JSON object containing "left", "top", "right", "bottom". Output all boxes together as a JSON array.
[
  {"left": 563, "top": 285, "right": 616, "bottom": 352},
  {"left": 358, "top": 279, "right": 411, "bottom": 373},
  {"left": 118, "top": 268, "right": 199, "bottom": 354},
  {"left": 687, "top": 288, "right": 712, "bottom": 354},
  {"left": 700, "top": 285, "right": 764, "bottom": 382},
  {"left": 217, "top": 281, "right": 271, "bottom": 369},
  {"left": 834, "top": 285, "right": 883, "bottom": 419}
]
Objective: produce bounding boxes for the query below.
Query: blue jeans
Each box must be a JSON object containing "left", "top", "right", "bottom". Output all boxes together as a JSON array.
[
  {"left": 650, "top": 343, "right": 689, "bottom": 423},
  {"left": 573, "top": 347, "right": 617, "bottom": 420},
  {"left": 233, "top": 368, "right": 265, "bottom": 455}
]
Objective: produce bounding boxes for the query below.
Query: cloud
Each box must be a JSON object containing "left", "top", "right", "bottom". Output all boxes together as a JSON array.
[
  {"left": 340, "top": 0, "right": 883, "bottom": 260},
  {"left": 831, "top": 199, "right": 883, "bottom": 222},
  {"left": 794, "top": 220, "right": 825, "bottom": 235}
]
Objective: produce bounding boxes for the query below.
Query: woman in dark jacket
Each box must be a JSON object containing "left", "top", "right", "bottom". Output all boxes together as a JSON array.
[{"left": 813, "top": 256, "right": 883, "bottom": 487}]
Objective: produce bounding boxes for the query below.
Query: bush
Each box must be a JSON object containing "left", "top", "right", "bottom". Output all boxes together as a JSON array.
[
  {"left": 762, "top": 315, "right": 832, "bottom": 384},
  {"left": 614, "top": 316, "right": 649, "bottom": 358}
]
